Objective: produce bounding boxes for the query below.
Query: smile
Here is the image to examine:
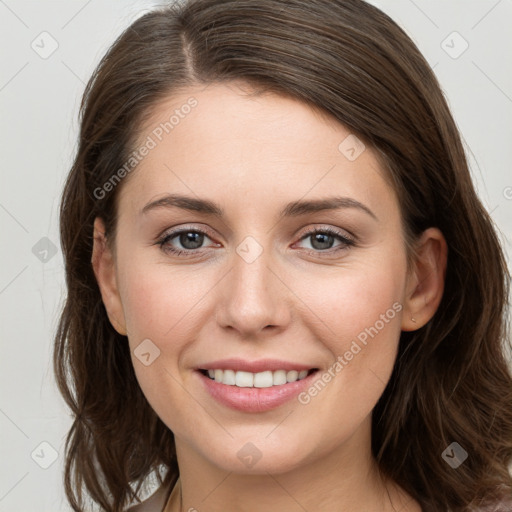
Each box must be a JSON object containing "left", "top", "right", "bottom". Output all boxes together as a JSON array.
[
  {"left": 200, "top": 368, "right": 315, "bottom": 387},
  {"left": 195, "top": 359, "right": 321, "bottom": 412}
]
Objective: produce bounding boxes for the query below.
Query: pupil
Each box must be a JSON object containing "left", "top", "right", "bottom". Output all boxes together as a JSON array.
[
  {"left": 311, "top": 233, "right": 333, "bottom": 250},
  {"left": 180, "top": 232, "right": 204, "bottom": 249}
]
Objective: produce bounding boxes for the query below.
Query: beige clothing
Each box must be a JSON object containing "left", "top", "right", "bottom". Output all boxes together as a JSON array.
[{"left": 125, "top": 483, "right": 174, "bottom": 512}]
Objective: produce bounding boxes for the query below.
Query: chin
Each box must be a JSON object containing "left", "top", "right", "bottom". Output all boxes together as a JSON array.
[{"left": 193, "top": 431, "right": 318, "bottom": 475}]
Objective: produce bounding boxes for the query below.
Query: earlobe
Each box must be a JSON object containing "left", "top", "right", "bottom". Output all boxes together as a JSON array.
[
  {"left": 91, "top": 217, "right": 128, "bottom": 336},
  {"left": 401, "top": 227, "right": 448, "bottom": 332}
]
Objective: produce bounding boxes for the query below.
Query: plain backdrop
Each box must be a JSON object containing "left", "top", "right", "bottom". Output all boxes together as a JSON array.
[{"left": 1, "top": 1, "right": 511, "bottom": 510}]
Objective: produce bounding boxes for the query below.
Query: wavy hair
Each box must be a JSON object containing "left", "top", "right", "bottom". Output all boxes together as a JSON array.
[{"left": 54, "top": 0, "right": 512, "bottom": 510}]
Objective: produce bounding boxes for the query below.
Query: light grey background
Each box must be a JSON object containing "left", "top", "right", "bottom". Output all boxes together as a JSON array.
[{"left": 1, "top": 1, "right": 511, "bottom": 510}]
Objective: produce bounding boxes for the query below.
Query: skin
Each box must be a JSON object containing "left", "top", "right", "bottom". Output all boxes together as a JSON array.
[{"left": 92, "top": 81, "right": 447, "bottom": 512}]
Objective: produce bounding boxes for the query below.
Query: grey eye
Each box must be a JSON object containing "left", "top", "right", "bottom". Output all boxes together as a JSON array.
[
  {"left": 308, "top": 232, "right": 336, "bottom": 250},
  {"left": 173, "top": 231, "right": 206, "bottom": 250}
]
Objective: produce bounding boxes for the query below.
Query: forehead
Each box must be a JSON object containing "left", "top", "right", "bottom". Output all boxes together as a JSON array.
[{"left": 120, "top": 82, "right": 398, "bottom": 222}]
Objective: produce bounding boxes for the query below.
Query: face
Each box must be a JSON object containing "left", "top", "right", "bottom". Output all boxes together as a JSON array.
[{"left": 95, "top": 81, "right": 420, "bottom": 475}]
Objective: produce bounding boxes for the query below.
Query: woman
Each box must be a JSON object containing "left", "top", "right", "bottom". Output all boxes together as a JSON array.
[{"left": 54, "top": 0, "right": 512, "bottom": 511}]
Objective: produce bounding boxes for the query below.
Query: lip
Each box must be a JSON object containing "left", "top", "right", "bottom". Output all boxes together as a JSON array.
[
  {"left": 196, "top": 361, "right": 319, "bottom": 413},
  {"left": 196, "top": 358, "right": 315, "bottom": 373}
]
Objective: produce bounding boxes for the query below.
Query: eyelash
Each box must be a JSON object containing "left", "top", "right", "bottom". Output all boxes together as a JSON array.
[
  {"left": 155, "top": 226, "right": 356, "bottom": 258},
  {"left": 296, "top": 227, "right": 356, "bottom": 255}
]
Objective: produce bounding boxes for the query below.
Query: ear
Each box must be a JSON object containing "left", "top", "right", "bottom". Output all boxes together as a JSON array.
[
  {"left": 91, "top": 217, "right": 127, "bottom": 336},
  {"left": 401, "top": 227, "right": 448, "bottom": 332}
]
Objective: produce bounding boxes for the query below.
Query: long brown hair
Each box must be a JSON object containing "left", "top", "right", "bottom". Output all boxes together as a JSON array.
[{"left": 54, "top": 1, "right": 512, "bottom": 510}]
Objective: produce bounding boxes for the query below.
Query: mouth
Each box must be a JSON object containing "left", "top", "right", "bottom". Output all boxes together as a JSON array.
[
  {"left": 195, "top": 359, "right": 320, "bottom": 412},
  {"left": 198, "top": 368, "right": 318, "bottom": 388}
]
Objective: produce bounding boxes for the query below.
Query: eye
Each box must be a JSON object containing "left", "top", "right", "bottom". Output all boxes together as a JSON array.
[
  {"left": 156, "top": 227, "right": 217, "bottom": 256},
  {"left": 295, "top": 227, "right": 355, "bottom": 254},
  {"left": 155, "top": 225, "right": 356, "bottom": 258}
]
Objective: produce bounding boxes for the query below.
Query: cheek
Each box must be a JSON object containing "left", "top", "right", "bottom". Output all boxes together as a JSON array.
[
  {"left": 299, "top": 258, "right": 404, "bottom": 345},
  {"left": 293, "top": 256, "right": 405, "bottom": 405},
  {"left": 119, "top": 257, "right": 216, "bottom": 345},
  {"left": 116, "top": 258, "right": 218, "bottom": 429}
]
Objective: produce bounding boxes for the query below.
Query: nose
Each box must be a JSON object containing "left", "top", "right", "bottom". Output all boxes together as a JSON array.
[{"left": 215, "top": 244, "right": 291, "bottom": 338}]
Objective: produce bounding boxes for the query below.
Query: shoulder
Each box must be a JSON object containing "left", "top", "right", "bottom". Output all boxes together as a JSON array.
[{"left": 124, "top": 483, "right": 173, "bottom": 512}]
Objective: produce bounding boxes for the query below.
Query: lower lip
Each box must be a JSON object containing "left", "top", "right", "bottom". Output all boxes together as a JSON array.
[{"left": 197, "top": 370, "right": 318, "bottom": 413}]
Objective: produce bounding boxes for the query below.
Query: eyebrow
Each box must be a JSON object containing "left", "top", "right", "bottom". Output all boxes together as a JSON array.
[{"left": 141, "top": 194, "right": 378, "bottom": 221}]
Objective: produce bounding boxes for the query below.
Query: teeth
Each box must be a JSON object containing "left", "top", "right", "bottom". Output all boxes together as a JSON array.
[
  {"left": 235, "top": 371, "right": 254, "bottom": 387},
  {"left": 205, "top": 369, "right": 312, "bottom": 387},
  {"left": 272, "top": 370, "right": 287, "bottom": 386},
  {"left": 286, "top": 370, "right": 298, "bottom": 382},
  {"left": 223, "top": 369, "right": 236, "bottom": 385}
]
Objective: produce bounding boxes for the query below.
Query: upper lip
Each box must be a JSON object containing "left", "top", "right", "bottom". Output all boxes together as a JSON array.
[{"left": 197, "top": 358, "right": 317, "bottom": 373}]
